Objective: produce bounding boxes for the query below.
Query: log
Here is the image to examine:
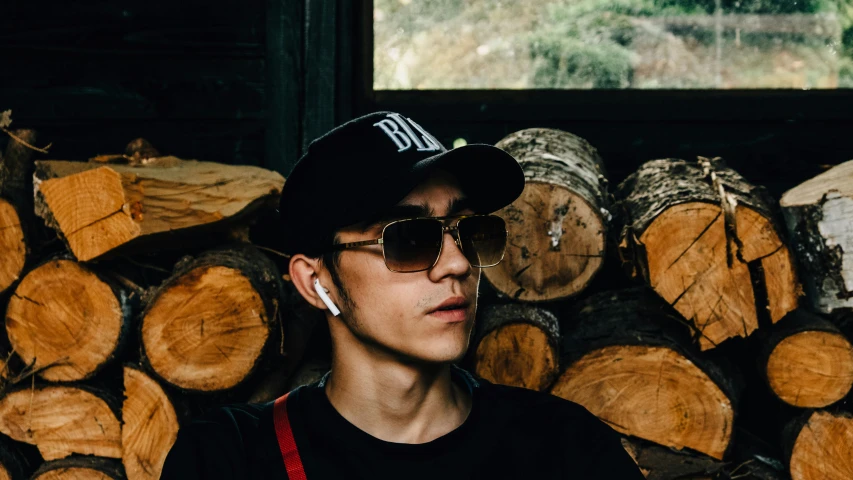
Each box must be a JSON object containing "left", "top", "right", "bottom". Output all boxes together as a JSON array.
[
  {"left": 32, "top": 155, "right": 284, "bottom": 261},
  {"left": 784, "top": 410, "right": 853, "bottom": 480},
  {"left": 780, "top": 159, "right": 853, "bottom": 314},
  {"left": 4, "top": 258, "right": 134, "bottom": 382},
  {"left": 121, "top": 365, "right": 180, "bottom": 480},
  {"left": 140, "top": 244, "right": 284, "bottom": 392},
  {"left": 760, "top": 309, "right": 853, "bottom": 408},
  {"left": 31, "top": 457, "right": 124, "bottom": 480},
  {"left": 550, "top": 287, "right": 737, "bottom": 459},
  {"left": 620, "top": 437, "right": 725, "bottom": 480},
  {"left": 0, "top": 129, "right": 38, "bottom": 295},
  {"left": 0, "top": 384, "right": 122, "bottom": 460},
  {"left": 0, "top": 198, "right": 26, "bottom": 295},
  {"left": 471, "top": 303, "right": 560, "bottom": 391},
  {"left": 614, "top": 157, "right": 800, "bottom": 350},
  {"left": 487, "top": 128, "right": 609, "bottom": 301}
]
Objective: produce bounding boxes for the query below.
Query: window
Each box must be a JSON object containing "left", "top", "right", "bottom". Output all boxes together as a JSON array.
[{"left": 373, "top": 0, "right": 850, "bottom": 90}]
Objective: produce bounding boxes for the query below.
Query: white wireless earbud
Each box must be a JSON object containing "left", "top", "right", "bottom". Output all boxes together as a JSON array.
[{"left": 313, "top": 278, "right": 341, "bottom": 316}]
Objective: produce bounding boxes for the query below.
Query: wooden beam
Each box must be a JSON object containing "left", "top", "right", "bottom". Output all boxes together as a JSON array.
[
  {"left": 266, "top": 0, "right": 303, "bottom": 176},
  {"left": 302, "top": 0, "right": 338, "bottom": 151}
]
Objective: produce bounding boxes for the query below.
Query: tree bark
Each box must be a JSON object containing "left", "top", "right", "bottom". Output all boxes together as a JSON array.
[
  {"left": 551, "top": 287, "right": 738, "bottom": 460},
  {"left": 121, "top": 364, "right": 180, "bottom": 480},
  {"left": 0, "top": 384, "right": 122, "bottom": 461},
  {"left": 613, "top": 157, "right": 800, "bottom": 350},
  {"left": 620, "top": 436, "right": 725, "bottom": 480},
  {"left": 140, "top": 244, "right": 284, "bottom": 393},
  {"left": 471, "top": 303, "right": 560, "bottom": 391},
  {"left": 33, "top": 157, "right": 284, "bottom": 261},
  {"left": 780, "top": 159, "right": 853, "bottom": 314},
  {"left": 784, "top": 410, "right": 853, "bottom": 480},
  {"left": 486, "top": 128, "right": 609, "bottom": 301},
  {"left": 760, "top": 309, "right": 853, "bottom": 408},
  {"left": 31, "top": 457, "right": 124, "bottom": 480},
  {"left": 4, "top": 256, "right": 135, "bottom": 382}
]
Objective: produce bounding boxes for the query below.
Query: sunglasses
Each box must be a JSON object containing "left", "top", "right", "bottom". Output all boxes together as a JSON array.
[{"left": 322, "top": 214, "right": 508, "bottom": 273}]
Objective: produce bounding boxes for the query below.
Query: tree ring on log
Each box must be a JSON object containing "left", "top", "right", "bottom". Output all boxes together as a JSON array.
[
  {"left": 142, "top": 265, "right": 271, "bottom": 391},
  {"left": 5, "top": 260, "right": 124, "bottom": 381},
  {"left": 640, "top": 202, "right": 797, "bottom": 350},
  {"left": 767, "top": 330, "right": 853, "bottom": 408},
  {"left": 122, "top": 365, "right": 180, "bottom": 480},
  {"left": 0, "top": 199, "right": 25, "bottom": 294},
  {"left": 551, "top": 345, "right": 733, "bottom": 459},
  {"left": 787, "top": 410, "right": 853, "bottom": 480},
  {"left": 0, "top": 385, "right": 122, "bottom": 461}
]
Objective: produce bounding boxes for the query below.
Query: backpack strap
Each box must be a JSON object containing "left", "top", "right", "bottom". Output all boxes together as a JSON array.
[{"left": 273, "top": 392, "right": 308, "bottom": 480}]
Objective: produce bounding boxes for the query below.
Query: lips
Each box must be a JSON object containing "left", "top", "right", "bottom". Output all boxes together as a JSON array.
[
  {"left": 428, "top": 297, "right": 471, "bottom": 323},
  {"left": 428, "top": 296, "right": 470, "bottom": 314}
]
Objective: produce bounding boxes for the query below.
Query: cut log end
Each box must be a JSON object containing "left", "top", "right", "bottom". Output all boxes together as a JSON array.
[
  {"left": 486, "top": 185, "right": 604, "bottom": 301},
  {"left": 0, "top": 385, "right": 121, "bottom": 461},
  {"left": 767, "top": 330, "right": 853, "bottom": 408},
  {"left": 142, "top": 265, "right": 271, "bottom": 391},
  {"left": 5, "top": 259, "right": 124, "bottom": 381},
  {"left": 788, "top": 411, "right": 853, "bottom": 480},
  {"left": 474, "top": 323, "right": 558, "bottom": 391},
  {"left": 0, "top": 199, "right": 26, "bottom": 294},
  {"left": 551, "top": 345, "right": 733, "bottom": 460},
  {"left": 122, "top": 365, "right": 180, "bottom": 480},
  {"left": 640, "top": 202, "right": 798, "bottom": 350}
]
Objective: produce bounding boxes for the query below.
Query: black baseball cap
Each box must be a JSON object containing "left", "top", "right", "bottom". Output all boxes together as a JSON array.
[{"left": 278, "top": 111, "right": 525, "bottom": 257}]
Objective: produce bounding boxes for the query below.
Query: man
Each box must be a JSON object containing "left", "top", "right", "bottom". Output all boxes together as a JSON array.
[{"left": 161, "top": 112, "right": 644, "bottom": 479}]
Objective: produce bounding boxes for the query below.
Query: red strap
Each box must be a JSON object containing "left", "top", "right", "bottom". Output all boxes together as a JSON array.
[{"left": 274, "top": 392, "right": 308, "bottom": 480}]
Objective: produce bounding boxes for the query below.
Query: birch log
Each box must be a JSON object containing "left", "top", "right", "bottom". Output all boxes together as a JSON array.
[{"left": 781, "top": 159, "right": 853, "bottom": 313}]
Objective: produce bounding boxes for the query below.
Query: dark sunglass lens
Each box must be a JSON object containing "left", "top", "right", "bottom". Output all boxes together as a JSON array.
[
  {"left": 383, "top": 219, "right": 442, "bottom": 272},
  {"left": 458, "top": 216, "right": 507, "bottom": 267}
]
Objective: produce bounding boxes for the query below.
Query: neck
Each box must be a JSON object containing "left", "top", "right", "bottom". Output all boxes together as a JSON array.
[{"left": 323, "top": 344, "right": 472, "bottom": 444}]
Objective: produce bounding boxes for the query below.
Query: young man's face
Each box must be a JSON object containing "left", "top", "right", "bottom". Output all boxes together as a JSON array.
[{"left": 328, "top": 169, "right": 480, "bottom": 364}]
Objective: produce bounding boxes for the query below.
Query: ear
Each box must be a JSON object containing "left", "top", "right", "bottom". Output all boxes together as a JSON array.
[{"left": 289, "top": 253, "right": 334, "bottom": 313}]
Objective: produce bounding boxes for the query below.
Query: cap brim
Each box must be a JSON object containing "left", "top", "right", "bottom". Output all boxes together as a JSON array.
[{"left": 407, "top": 144, "right": 525, "bottom": 214}]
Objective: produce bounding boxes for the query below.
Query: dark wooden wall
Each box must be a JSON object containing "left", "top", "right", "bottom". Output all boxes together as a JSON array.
[
  {"left": 3, "top": 0, "right": 852, "bottom": 201},
  {"left": 0, "top": 1, "right": 270, "bottom": 166}
]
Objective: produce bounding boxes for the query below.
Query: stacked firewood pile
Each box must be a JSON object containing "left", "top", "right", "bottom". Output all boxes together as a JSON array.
[
  {"left": 0, "top": 131, "right": 326, "bottom": 480},
  {"left": 464, "top": 128, "right": 853, "bottom": 480},
  {"left": 1, "top": 123, "right": 853, "bottom": 479}
]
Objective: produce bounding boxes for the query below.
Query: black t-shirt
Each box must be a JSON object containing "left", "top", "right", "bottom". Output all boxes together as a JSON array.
[{"left": 161, "top": 367, "right": 644, "bottom": 479}]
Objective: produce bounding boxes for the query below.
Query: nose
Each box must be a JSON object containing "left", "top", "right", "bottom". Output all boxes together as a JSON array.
[{"left": 429, "top": 226, "right": 471, "bottom": 280}]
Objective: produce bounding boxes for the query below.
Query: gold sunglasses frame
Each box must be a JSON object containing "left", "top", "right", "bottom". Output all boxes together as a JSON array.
[{"left": 323, "top": 214, "right": 508, "bottom": 273}]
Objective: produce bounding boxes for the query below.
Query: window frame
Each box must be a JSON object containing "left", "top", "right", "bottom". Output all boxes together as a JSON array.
[{"left": 356, "top": 0, "right": 853, "bottom": 123}]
